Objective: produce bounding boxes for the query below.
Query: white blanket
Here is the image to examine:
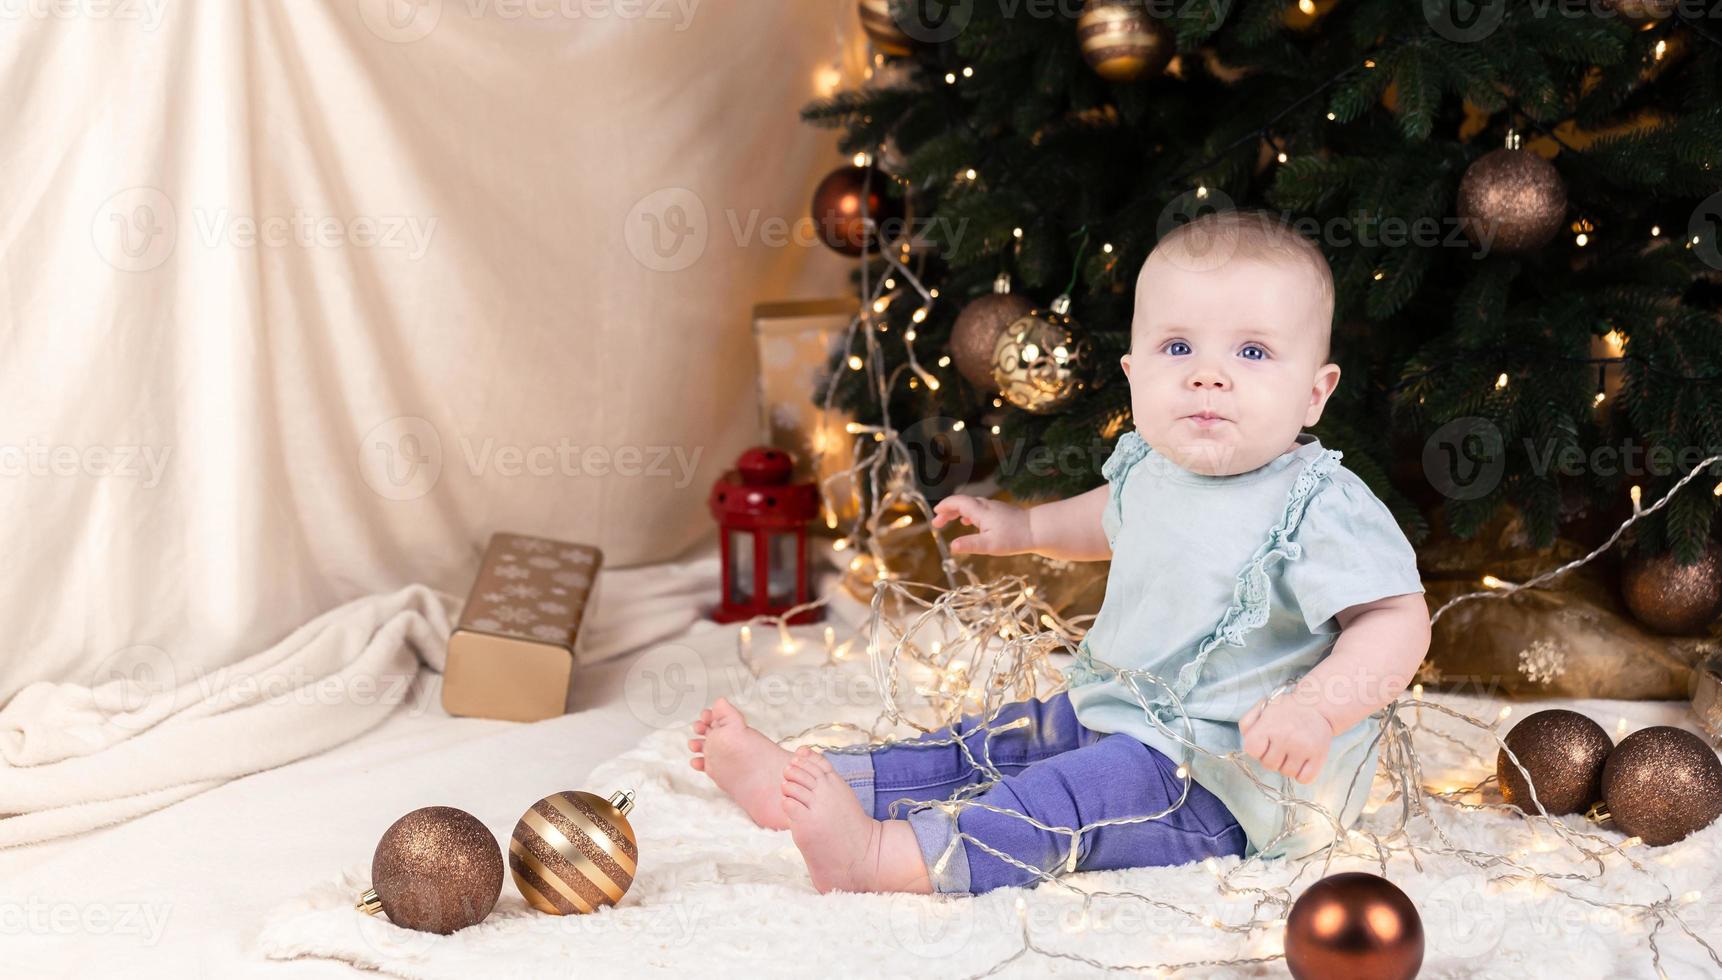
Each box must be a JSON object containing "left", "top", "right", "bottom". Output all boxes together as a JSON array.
[
  {"left": 0, "top": 551, "right": 718, "bottom": 849},
  {"left": 252, "top": 626, "right": 1722, "bottom": 980}
]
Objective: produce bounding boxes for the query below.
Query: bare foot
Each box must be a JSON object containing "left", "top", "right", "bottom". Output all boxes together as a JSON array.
[
  {"left": 688, "top": 697, "right": 792, "bottom": 830},
  {"left": 781, "top": 748, "right": 932, "bottom": 894}
]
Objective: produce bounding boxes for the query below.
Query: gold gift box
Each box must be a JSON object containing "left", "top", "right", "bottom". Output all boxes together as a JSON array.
[{"left": 442, "top": 532, "right": 603, "bottom": 723}]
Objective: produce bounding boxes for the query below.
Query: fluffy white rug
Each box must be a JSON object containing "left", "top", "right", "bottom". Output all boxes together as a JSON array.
[{"left": 258, "top": 642, "right": 1722, "bottom": 979}]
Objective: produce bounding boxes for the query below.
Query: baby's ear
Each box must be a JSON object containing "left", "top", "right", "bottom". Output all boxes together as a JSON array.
[
  {"left": 1120, "top": 353, "right": 1133, "bottom": 380},
  {"left": 1303, "top": 362, "right": 1341, "bottom": 427}
]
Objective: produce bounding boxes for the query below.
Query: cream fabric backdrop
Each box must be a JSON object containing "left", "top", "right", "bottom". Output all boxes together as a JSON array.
[{"left": 0, "top": 0, "right": 854, "bottom": 702}]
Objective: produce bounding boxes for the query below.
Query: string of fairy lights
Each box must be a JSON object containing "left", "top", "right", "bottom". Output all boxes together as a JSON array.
[{"left": 713, "top": 12, "right": 1722, "bottom": 977}]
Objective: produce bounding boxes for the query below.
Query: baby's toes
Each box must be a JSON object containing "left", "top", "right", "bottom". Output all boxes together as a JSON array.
[
  {"left": 802, "top": 750, "right": 837, "bottom": 778},
  {"left": 781, "top": 776, "right": 814, "bottom": 806}
]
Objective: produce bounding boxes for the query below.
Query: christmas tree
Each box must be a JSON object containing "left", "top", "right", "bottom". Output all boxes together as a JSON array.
[{"left": 804, "top": 0, "right": 1722, "bottom": 561}]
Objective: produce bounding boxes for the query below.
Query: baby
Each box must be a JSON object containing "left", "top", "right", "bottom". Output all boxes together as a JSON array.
[{"left": 691, "top": 209, "right": 1431, "bottom": 895}]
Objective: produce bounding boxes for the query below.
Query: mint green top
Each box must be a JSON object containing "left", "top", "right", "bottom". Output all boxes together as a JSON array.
[{"left": 1066, "top": 430, "right": 1423, "bottom": 861}]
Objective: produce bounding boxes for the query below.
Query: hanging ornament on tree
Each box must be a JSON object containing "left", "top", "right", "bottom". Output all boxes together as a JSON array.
[
  {"left": 1457, "top": 130, "right": 1567, "bottom": 254},
  {"left": 1594, "top": 726, "right": 1722, "bottom": 846},
  {"left": 1497, "top": 708, "right": 1614, "bottom": 815},
  {"left": 1602, "top": 0, "right": 1678, "bottom": 19},
  {"left": 357, "top": 806, "right": 505, "bottom": 934},
  {"left": 1076, "top": 0, "right": 1174, "bottom": 83},
  {"left": 992, "top": 295, "right": 1089, "bottom": 414},
  {"left": 811, "top": 163, "right": 903, "bottom": 257},
  {"left": 857, "top": 0, "right": 916, "bottom": 57},
  {"left": 1284, "top": 872, "right": 1424, "bottom": 980},
  {"left": 509, "top": 789, "right": 639, "bottom": 915},
  {"left": 1620, "top": 542, "right": 1722, "bottom": 635},
  {"left": 952, "top": 274, "right": 1035, "bottom": 390}
]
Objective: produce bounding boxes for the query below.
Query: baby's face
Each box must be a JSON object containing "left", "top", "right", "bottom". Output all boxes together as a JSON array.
[{"left": 1121, "top": 255, "right": 1340, "bottom": 477}]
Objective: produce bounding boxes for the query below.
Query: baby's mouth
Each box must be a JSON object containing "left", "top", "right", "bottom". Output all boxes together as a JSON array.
[{"left": 1181, "top": 410, "right": 1231, "bottom": 428}]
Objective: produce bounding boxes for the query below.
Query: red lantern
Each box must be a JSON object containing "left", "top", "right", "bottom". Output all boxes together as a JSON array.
[{"left": 708, "top": 447, "right": 824, "bottom": 625}]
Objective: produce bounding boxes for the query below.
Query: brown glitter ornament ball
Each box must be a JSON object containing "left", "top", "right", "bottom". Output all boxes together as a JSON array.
[
  {"left": 1457, "top": 146, "right": 1567, "bottom": 254},
  {"left": 858, "top": 0, "right": 915, "bottom": 57},
  {"left": 952, "top": 276, "right": 1035, "bottom": 390},
  {"left": 1076, "top": 0, "right": 1174, "bottom": 83},
  {"left": 510, "top": 790, "right": 638, "bottom": 915},
  {"left": 1497, "top": 708, "right": 1614, "bottom": 815},
  {"left": 1600, "top": 726, "right": 1722, "bottom": 846},
  {"left": 1285, "top": 872, "right": 1424, "bottom": 980},
  {"left": 1620, "top": 543, "right": 1722, "bottom": 636},
  {"left": 811, "top": 164, "right": 902, "bottom": 257},
  {"left": 358, "top": 806, "right": 504, "bottom": 934},
  {"left": 992, "top": 296, "right": 1088, "bottom": 414}
]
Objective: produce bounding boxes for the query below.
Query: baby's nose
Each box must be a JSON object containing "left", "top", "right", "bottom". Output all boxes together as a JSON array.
[{"left": 1188, "top": 370, "right": 1228, "bottom": 390}]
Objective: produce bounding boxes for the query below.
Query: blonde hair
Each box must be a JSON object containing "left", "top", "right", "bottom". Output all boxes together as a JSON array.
[{"left": 1141, "top": 208, "right": 1336, "bottom": 360}]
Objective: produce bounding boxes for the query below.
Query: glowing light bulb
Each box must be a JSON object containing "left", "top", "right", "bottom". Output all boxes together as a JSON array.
[
  {"left": 1496, "top": 373, "right": 1509, "bottom": 389},
  {"left": 848, "top": 355, "right": 864, "bottom": 371},
  {"left": 951, "top": 419, "right": 965, "bottom": 431},
  {"left": 1277, "top": 151, "right": 1289, "bottom": 163}
]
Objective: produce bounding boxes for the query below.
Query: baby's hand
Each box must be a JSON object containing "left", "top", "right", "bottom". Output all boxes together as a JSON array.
[
  {"left": 1239, "top": 694, "right": 1334, "bottom": 785},
  {"left": 931, "top": 495, "right": 1034, "bottom": 556}
]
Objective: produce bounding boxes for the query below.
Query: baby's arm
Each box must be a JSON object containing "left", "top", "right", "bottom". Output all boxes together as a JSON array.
[
  {"left": 1239, "top": 593, "right": 1430, "bottom": 783},
  {"left": 930, "top": 486, "right": 1111, "bottom": 561}
]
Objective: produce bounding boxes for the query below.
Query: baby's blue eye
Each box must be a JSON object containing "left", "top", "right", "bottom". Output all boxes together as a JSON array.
[
  {"left": 1239, "top": 345, "right": 1268, "bottom": 361},
  {"left": 1164, "top": 341, "right": 1191, "bottom": 356}
]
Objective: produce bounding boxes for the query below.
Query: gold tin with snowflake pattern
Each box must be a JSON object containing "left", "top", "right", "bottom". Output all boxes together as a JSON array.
[{"left": 442, "top": 532, "right": 604, "bottom": 722}]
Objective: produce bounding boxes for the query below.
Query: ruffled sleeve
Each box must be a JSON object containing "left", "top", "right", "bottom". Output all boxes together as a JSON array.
[
  {"left": 1099, "top": 430, "right": 1151, "bottom": 549},
  {"left": 1279, "top": 471, "right": 1424, "bottom": 632}
]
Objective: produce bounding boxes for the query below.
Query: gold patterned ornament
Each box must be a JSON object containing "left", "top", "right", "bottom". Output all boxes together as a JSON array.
[
  {"left": 357, "top": 806, "right": 505, "bottom": 934},
  {"left": 992, "top": 294, "right": 1088, "bottom": 414},
  {"left": 510, "top": 790, "right": 639, "bottom": 915},
  {"left": 1620, "top": 542, "right": 1722, "bottom": 636},
  {"left": 951, "top": 274, "right": 1035, "bottom": 390},
  {"left": 1593, "top": 726, "right": 1722, "bottom": 846},
  {"left": 858, "top": 0, "right": 915, "bottom": 57},
  {"left": 1076, "top": 0, "right": 1173, "bottom": 83},
  {"left": 1457, "top": 131, "right": 1568, "bottom": 254}
]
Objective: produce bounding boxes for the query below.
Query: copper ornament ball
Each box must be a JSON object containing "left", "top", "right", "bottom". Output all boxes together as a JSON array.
[
  {"left": 1457, "top": 147, "right": 1568, "bottom": 254},
  {"left": 1076, "top": 0, "right": 1174, "bottom": 83},
  {"left": 1285, "top": 872, "right": 1424, "bottom": 980},
  {"left": 810, "top": 164, "right": 903, "bottom": 257},
  {"left": 1620, "top": 543, "right": 1722, "bottom": 635},
  {"left": 1497, "top": 708, "right": 1614, "bottom": 815},
  {"left": 362, "top": 806, "right": 504, "bottom": 934},
  {"left": 1601, "top": 726, "right": 1722, "bottom": 847},
  {"left": 510, "top": 790, "right": 639, "bottom": 915},
  {"left": 952, "top": 292, "right": 1035, "bottom": 390}
]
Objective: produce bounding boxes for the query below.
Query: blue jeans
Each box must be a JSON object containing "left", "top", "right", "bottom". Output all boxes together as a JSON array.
[{"left": 824, "top": 692, "right": 1246, "bottom": 893}]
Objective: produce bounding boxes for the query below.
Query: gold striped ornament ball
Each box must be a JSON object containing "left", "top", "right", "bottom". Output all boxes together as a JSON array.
[
  {"left": 1076, "top": 0, "right": 1173, "bottom": 83},
  {"left": 858, "top": 0, "right": 915, "bottom": 57},
  {"left": 510, "top": 790, "right": 638, "bottom": 915}
]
